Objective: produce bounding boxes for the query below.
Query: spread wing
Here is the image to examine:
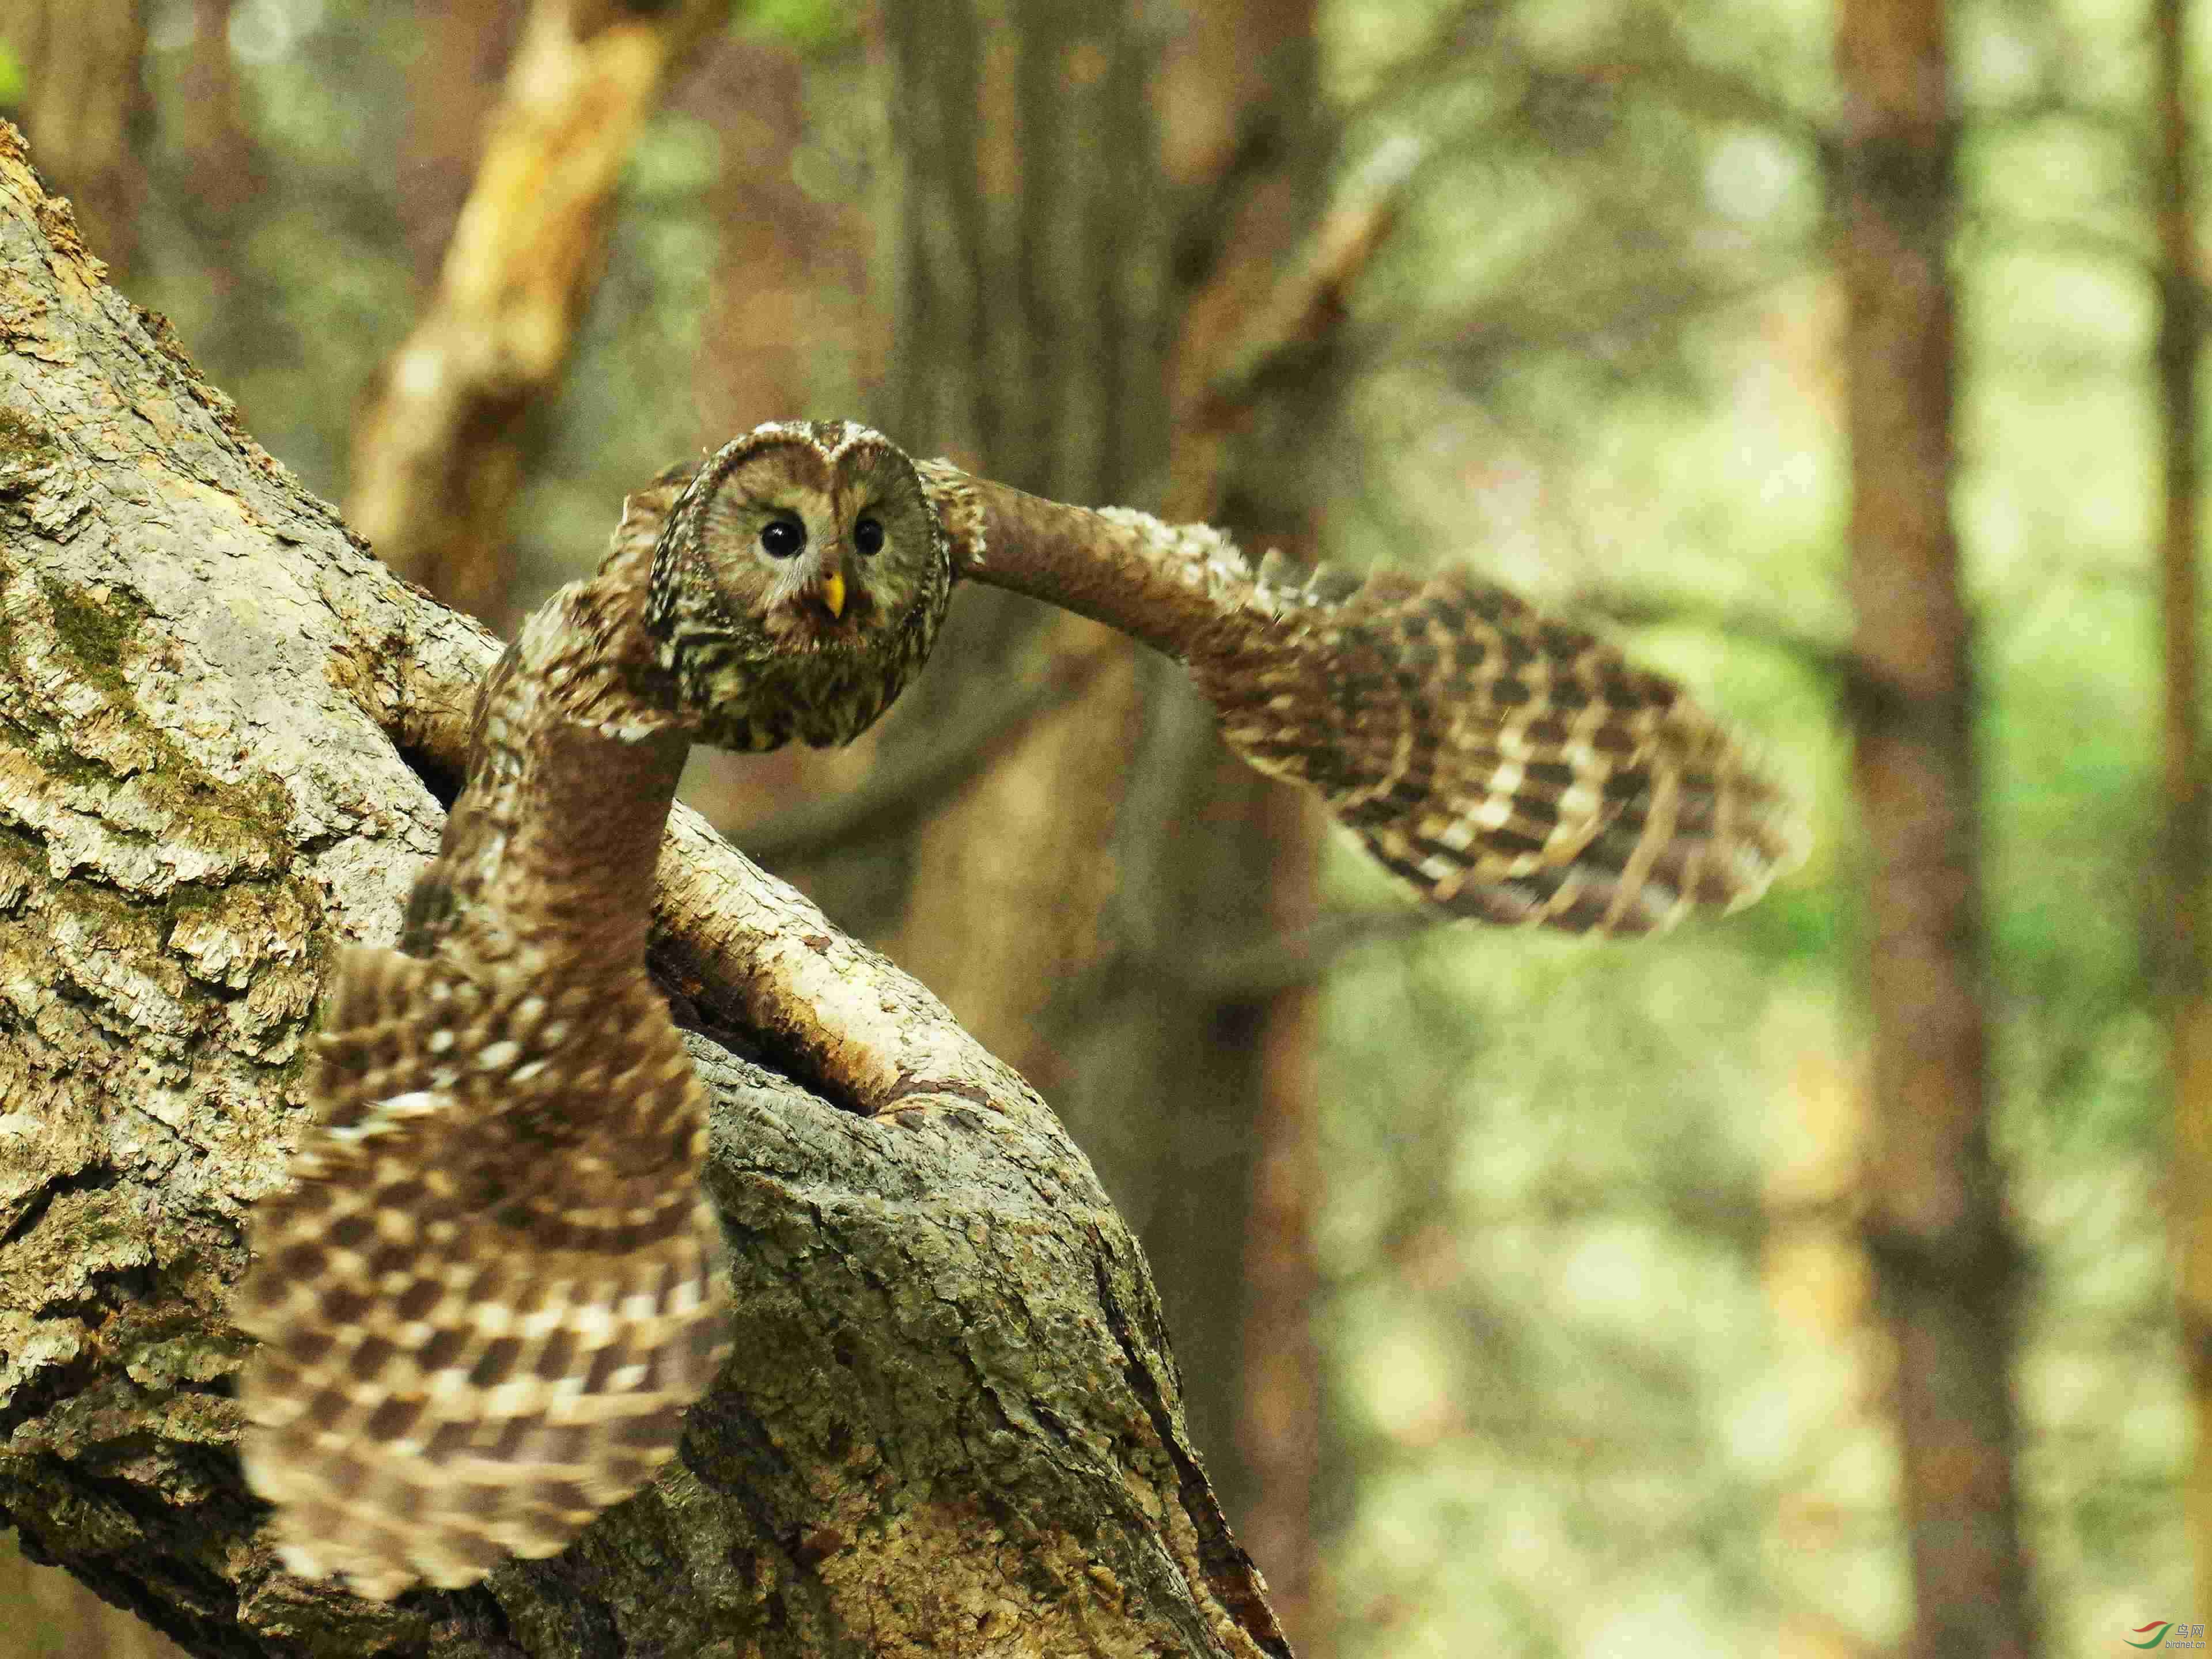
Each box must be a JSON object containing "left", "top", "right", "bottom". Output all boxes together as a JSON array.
[
  {"left": 919, "top": 463, "right": 1802, "bottom": 935},
  {"left": 233, "top": 945, "right": 730, "bottom": 1599}
]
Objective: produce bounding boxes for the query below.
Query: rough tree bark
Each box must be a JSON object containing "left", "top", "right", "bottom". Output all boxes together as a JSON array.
[
  {"left": 0, "top": 127, "right": 1288, "bottom": 1659},
  {"left": 1834, "top": 2, "right": 2035, "bottom": 1654}
]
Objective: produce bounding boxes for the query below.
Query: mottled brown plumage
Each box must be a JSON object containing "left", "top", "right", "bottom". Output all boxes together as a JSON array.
[
  {"left": 915, "top": 468, "right": 1801, "bottom": 931},
  {"left": 238, "top": 419, "right": 1800, "bottom": 1600}
]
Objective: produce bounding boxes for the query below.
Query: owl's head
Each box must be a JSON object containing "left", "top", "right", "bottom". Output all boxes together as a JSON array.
[{"left": 643, "top": 421, "right": 952, "bottom": 752}]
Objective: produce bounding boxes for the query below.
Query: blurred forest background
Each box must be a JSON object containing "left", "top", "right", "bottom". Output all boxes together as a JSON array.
[{"left": 0, "top": 0, "right": 2193, "bottom": 1653}]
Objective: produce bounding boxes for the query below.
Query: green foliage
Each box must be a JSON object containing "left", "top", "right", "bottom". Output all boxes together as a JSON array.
[
  {"left": 1313, "top": 0, "right": 2183, "bottom": 1650},
  {"left": 734, "top": 0, "right": 858, "bottom": 53},
  {"left": 0, "top": 41, "right": 23, "bottom": 111}
]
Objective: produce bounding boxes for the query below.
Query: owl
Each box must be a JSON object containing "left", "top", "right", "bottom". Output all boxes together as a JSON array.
[{"left": 235, "top": 420, "right": 1800, "bottom": 1599}]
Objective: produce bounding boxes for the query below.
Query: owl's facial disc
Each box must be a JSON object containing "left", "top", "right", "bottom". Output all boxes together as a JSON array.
[
  {"left": 642, "top": 420, "right": 952, "bottom": 753},
  {"left": 654, "top": 423, "right": 938, "bottom": 664}
]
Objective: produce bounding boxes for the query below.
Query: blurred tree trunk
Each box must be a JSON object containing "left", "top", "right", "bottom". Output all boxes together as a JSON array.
[
  {"left": 163, "top": 0, "right": 268, "bottom": 375},
  {"left": 346, "top": 0, "right": 724, "bottom": 627},
  {"left": 685, "top": 26, "right": 878, "bottom": 441},
  {"left": 1834, "top": 3, "right": 2035, "bottom": 1656},
  {"left": 397, "top": 0, "right": 527, "bottom": 289},
  {"left": 1236, "top": 790, "right": 1328, "bottom": 1654},
  {"left": 0, "top": 0, "right": 147, "bottom": 281},
  {"left": 2156, "top": 0, "right": 2212, "bottom": 1617},
  {"left": 874, "top": 0, "right": 1158, "bottom": 1074},
  {"left": 872, "top": 6, "right": 1339, "bottom": 1608}
]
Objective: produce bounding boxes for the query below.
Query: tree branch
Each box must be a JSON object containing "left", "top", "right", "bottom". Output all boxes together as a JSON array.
[{"left": 345, "top": 0, "right": 726, "bottom": 625}]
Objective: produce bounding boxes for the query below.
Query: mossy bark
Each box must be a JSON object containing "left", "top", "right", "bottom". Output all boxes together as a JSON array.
[{"left": 0, "top": 125, "right": 1286, "bottom": 1659}]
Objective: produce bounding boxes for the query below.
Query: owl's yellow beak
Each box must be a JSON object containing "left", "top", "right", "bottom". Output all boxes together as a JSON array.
[{"left": 819, "top": 569, "right": 846, "bottom": 619}]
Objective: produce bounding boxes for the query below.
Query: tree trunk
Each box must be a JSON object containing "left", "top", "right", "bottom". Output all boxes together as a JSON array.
[
  {"left": 872, "top": 0, "right": 1161, "bottom": 1081},
  {"left": 678, "top": 22, "right": 904, "bottom": 903},
  {"left": 872, "top": 3, "right": 1338, "bottom": 1565},
  {"left": 1834, "top": 3, "right": 2036, "bottom": 1654},
  {"left": 158, "top": 0, "right": 270, "bottom": 385},
  {"left": 2156, "top": 0, "right": 2212, "bottom": 1618},
  {"left": 1233, "top": 791, "right": 1326, "bottom": 1656},
  {"left": 0, "top": 124, "right": 1287, "bottom": 1659}
]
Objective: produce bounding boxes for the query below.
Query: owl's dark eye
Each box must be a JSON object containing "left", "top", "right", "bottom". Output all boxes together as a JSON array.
[
  {"left": 854, "top": 516, "right": 885, "bottom": 558},
  {"left": 759, "top": 517, "right": 806, "bottom": 559}
]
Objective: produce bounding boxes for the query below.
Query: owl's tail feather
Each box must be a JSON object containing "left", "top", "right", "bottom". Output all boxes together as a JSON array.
[
  {"left": 238, "top": 1201, "right": 730, "bottom": 1599},
  {"left": 236, "top": 944, "right": 731, "bottom": 1599}
]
